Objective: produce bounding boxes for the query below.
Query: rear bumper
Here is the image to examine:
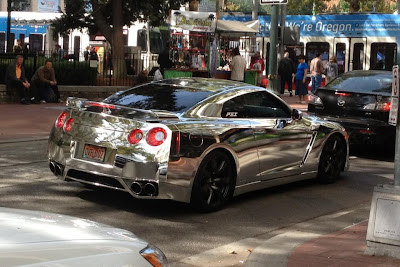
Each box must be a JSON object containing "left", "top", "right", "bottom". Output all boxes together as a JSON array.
[{"left": 47, "top": 136, "right": 192, "bottom": 203}]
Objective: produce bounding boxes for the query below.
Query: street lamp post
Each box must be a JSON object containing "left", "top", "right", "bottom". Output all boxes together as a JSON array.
[{"left": 7, "top": 0, "right": 12, "bottom": 53}]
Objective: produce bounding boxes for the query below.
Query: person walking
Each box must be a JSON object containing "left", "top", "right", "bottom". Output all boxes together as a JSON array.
[
  {"left": 5, "top": 55, "right": 35, "bottom": 104},
  {"left": 324, "top": 56, "right": 339, "bottom": 84},
  {"left": 309, "top": 53, "right": 324, "bottom": 93},
  {"left": 294, "top": 55, "right": 309, "bottom": 104},
  {"left": 250, "top": 51, "right": 265, "bottom": 86},
  {"left": 31, "top": 59, "right": 61, "bottom": 103},
  {"left": 230, "top": 47, "right": 247, "bottom": 82},
  {"left": 278, "top": 51, "right": 296, "bottom": 96}
]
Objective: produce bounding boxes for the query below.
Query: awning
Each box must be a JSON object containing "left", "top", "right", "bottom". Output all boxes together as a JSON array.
[{"left": 216, "top": 20, "right": 259, "bottom": 34}]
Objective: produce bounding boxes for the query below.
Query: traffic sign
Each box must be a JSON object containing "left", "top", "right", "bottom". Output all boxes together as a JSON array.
[
  {"left": 389, "top": 65, "right": 399, "bottom": 126},
  {"left": 260, "top": 0, "right": 288, "bottom": 4}
]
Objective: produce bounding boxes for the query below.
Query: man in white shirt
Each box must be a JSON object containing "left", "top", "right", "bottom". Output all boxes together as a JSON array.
[{"left": 230, "top": 47, "right": 247, "bottom": 82}]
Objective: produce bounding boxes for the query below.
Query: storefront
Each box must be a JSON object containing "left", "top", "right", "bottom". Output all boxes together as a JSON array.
[{"left": 166, "top": 10, "right": 261, "bottom": 85}]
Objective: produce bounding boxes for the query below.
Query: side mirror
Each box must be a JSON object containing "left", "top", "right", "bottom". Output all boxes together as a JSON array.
[{"left": 292, "top": 109, "right": 302, "bottom": 120}]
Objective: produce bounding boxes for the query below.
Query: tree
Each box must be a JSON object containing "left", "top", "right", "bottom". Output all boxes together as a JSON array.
[
  {"left": 287, "top": 0, "right": 330, "bottom": 15},
  {"left": 52, "top": 0, "right": 190, "bottom": 77},
  {"left": 329, "top": 0, "right": 397, "bottom": 13}
]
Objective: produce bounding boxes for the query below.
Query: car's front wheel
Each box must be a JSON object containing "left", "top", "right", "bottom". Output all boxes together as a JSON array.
[
  {"left": 318, "top": 135, "right": 346, "bottom": 184},
  {"left": 191, "top": 150, "right": 236, "bottom": 212}
]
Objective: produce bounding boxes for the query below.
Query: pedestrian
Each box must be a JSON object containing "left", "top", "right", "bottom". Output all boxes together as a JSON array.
[
  {"left": 230, "top": 47, "right": 246, "bottom": 82},
  {"left": 157, "top": 43, "right": 173, "bottom": 76},
  {"left": 13, "top": 40, "right": 23, "bottom": 54},
  {"left": 294, "top": 55, "right": 309, "bottom": 104},
  {"left": 309, "top": 52, "right": 324, "bottom": 93},
  {"left": 324, "top": 56, "right": 339, "bottom": 84},
  {"left": 278, "top": 51, "right": 296, "bottom": 96},
  {"left": 250, "top": 51, "right": 265, "bottom": 86},
  {"left": 31, "top": 59, "right": 62, "bottom": 103},
  {"left": 84, "top": 46, "right": 90, "bottom": 61},
  {"left": 5, "top": 55, "right": 36, "bottom": 104}
]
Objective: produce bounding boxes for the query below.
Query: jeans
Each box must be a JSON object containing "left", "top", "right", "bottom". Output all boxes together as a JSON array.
[{"left": 311, "top": 75, "right": 322, "bottom": 93}]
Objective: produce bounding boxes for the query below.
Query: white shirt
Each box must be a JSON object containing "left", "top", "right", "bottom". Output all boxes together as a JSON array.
[{"left": 231, "top": 55, "right": 247, "bottom": 81}]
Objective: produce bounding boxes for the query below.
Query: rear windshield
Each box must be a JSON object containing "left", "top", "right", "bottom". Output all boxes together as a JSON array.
[
  {"left": 325, "top": 72, "right": 392, "bottom": 94},
  {"left": 103, "top": 84, "right": 212, "bottom": 112}
]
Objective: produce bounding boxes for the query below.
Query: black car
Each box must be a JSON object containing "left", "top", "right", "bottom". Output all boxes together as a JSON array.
[{"left": 308, "top": 70, "right": 395, "bottom": 146}]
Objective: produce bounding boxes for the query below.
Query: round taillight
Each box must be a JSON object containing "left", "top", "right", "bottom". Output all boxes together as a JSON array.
[
  {"left": 63, "top": 118, "right": 74, "bottom": 132},
  {"left": 55, "top": 111, "right": 67, "bottom": 129},
  {"left": 146, "top": 127, "right": 167, "bottom": 146},
  {"left": 128, "top": 129, "right": 144, "bottom": 144}
]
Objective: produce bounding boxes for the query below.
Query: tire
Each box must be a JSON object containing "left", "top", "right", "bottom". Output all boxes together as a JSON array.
[
  {"left": 191, "top": 150, "right": 236, "bottom": 212},
  {"left": 318, "top": 135, "right": 346, "bottom": 184}
]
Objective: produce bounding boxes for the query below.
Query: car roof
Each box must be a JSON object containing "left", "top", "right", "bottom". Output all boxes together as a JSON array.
[
  {"left": 153, "top": 77, "right": 252, "bottom": 92},
  {"left": 341, "top": 70, "right": 392, "bottom": 77}
]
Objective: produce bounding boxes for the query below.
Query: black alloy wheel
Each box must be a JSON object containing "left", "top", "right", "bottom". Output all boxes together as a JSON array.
[
  {"left": 318, "top": 135, "right": 346, "bottom": 184},
  {"left": 191, "top": 150, "right": 236, "bottom": 212}
]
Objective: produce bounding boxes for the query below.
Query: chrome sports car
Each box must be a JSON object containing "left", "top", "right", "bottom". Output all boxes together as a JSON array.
[{"left": 48, "top": 78, "right": 349, "bottom": 212}]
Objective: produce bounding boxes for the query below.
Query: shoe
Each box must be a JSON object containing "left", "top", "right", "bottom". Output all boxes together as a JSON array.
[
  {"left": 300, "top": 101, "right": 307, "bottom": 104},
  {"left": 289, "top": 92, "right": 293, "bottom": 97},
  {"left": 40, "top": 100, "right": 46, "bottom": 104},
  {"left": 58, "top": 99, "right": 63, "bottom": 103},
  {"left": 20, "top": 99, "right": 30, "bottom": 105},
  {"left": 296, "top": 101, "right": 301, "bottom": 104}
]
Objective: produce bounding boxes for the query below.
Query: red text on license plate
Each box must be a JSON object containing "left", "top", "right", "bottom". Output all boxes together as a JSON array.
[{"left": 83, "top": 144, "right": 106, "bottom": 162}]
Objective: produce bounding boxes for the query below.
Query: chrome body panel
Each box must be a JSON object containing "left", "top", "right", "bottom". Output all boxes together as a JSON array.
[{"left": 48, "top": 78, "right": 349, "bottom": 205}]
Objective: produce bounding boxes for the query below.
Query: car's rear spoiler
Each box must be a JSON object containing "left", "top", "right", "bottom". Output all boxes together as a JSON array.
[{"left": 65, "top": 97, "right": 179, "bottom": 121}]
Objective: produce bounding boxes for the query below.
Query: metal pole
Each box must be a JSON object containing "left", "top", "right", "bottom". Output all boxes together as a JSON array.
[
  {"left": 267, "top": 5, "right": 279, "bottom": 94},
  {"left": 279, "top": 5, "right": 286, "bottom": 60},
  {"left": 395, "top": 70, "right": 400, "bottom": 186},
  {"left": 7, "top": 0, "right": 12, "bottom": 53}
]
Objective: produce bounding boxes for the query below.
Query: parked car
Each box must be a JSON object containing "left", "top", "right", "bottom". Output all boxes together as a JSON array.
[
  {"left": 0, "top": 207, "right": 168, "bottom": 266},
  {"left": 48, "top": 78, "right": 349, "bottom": 212},
  {"left": 308, "top": 70, "right": 395, "bottom": 146}
]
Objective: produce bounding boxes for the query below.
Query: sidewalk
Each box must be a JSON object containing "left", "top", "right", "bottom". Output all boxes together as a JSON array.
[{"left": 0, "top": 102, "right": 65, "bottom": 142}]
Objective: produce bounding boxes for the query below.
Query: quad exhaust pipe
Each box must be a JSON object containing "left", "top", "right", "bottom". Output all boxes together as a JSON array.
[
  {"left": 130, "top": 181, "right": 158, "bottom": 196},
  {"left": 49, "top": 161, "right": 64, "bottom": 177}
]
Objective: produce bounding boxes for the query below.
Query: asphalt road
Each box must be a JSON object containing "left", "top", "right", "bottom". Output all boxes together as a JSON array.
[{"left": 0, "top": 140, "right": 395, "bottom": 266}]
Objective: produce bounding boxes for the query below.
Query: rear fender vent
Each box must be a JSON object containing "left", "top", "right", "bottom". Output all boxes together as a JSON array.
[{"left": 115, "top": 156, "right": 133, "bottom": 168}]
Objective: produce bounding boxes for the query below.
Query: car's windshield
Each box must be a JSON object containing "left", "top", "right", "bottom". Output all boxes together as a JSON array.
[
  {"left": 104, "top": 84, "right": 213, "bottom": 112},
  {"left": 324, "top": 72, "right": 392, "bottom": 94}
]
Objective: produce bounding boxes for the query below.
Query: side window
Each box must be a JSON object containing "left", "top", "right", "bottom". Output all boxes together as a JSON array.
[
  {"left": 370, "top": 43, "right": 397, "bottom": 71},
  {"left": 221, "top": 92, "right": 291, "bottom": 119}
]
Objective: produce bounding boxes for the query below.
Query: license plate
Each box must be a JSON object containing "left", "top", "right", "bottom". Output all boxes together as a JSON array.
[{"left": 83, "top": 144, "right": 106, "bottom": 162}]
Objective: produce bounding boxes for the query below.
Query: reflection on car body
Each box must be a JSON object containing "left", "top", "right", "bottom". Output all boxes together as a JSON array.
[
  {"left": 48, "top": 78, "right": 349, "bottom": 212},
  {"left": 0, "top": 207, "right": 168, "bottom": 266},
  {"left": 308, "top": 70, "right": 395, "bottom": 146}
]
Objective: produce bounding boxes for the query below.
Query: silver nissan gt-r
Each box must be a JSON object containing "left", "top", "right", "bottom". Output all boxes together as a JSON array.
[{"left": 48, "top": 78, "right": 349, "bottom": 212}]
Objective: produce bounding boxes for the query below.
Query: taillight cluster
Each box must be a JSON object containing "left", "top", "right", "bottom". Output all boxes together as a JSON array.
[
  {"left": 128, "top": 127, "right": 167, "bottom": 146},
  {"left": 55, "top": 111, "right": 74, "bottom": 133}
]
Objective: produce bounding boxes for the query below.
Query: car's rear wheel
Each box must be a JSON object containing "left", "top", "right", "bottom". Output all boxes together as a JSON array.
[
  {"left": 318, "top": 135, "right": 346, "bottom": 184},
  {"left": 191, "top": 150, "right": 236, "bottom": 212}
]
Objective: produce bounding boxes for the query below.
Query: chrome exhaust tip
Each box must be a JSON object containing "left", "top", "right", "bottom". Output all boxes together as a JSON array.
[
  {"left": 143, "top": 183, "right": 156, "bottom": 196},
  {"left": 49, "top": 162, "right": 56, "bottom": 174},
  {"left": 131, "top": 182, "right": 142, "bottom": 195},
  {"left": 54, "top": 164, "right": 64, "bottom": 176}
]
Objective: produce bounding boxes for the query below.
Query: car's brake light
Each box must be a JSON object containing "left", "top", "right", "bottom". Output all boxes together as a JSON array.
[
  {"left": 363, "top": 101, "right": 391, "bottom": 111},
  {"left": 335, "top": 92, "right": 351, "bottom": 97},
  {"left": 55, "top": 111, "right": 67, "bottom": 129},
  {"left": 88, "top": 102, "right": 116, "bottom": 109},
  {"left": 128, "top": 129, "right": 144, "bottom": 144},
  {"left": 146, "top": 127, "right": 167, "bottom": 146},
  {"left": 63, "top": 118, "right": 74, "bottom": 132}
]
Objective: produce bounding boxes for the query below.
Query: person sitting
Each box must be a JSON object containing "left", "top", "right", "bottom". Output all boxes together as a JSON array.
[
  {"left": 31, "top": 60, "right": 61, "bottom": 103},
  {"left": 5, "top": 55, "right": 35, "bottom": 104}
]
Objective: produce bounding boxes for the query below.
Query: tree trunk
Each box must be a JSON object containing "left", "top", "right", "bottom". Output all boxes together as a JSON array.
[
  {"left": 111, "top": 0, "right": 126, "bottom": 78},
  {"left": 346, "top": 0, "right": 360, "bottom": 12}
]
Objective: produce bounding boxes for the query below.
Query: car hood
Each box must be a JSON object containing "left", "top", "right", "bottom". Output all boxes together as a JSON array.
[
  {"left": 0, "top": 208, "right": 152, "bottom": 266},
  {"left": 0, "top": 207, "right": 145, "bottom": 244}
]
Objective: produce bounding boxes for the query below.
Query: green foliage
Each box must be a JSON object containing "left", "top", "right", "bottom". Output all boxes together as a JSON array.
[
  {"left": 52, "top": 0, "right": 190, "bottom": 38},
  {"left": 287, "top": 0, "right": 329, "bottom": 15},
  {"left": 328, "top": 0, "right": 397, "bottom": 13},
  {"left": 223, "top": 0, "right": 272, "bottom": 14}
]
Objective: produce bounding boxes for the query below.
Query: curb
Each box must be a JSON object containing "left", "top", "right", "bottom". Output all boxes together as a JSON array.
[{"left": 0, "top": 136, "right": 48, "bottom": 144}]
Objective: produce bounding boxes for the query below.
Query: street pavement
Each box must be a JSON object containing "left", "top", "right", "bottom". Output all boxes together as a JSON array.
[{"left": 1, "top": 94, "right": 399, "bottom": 266}]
